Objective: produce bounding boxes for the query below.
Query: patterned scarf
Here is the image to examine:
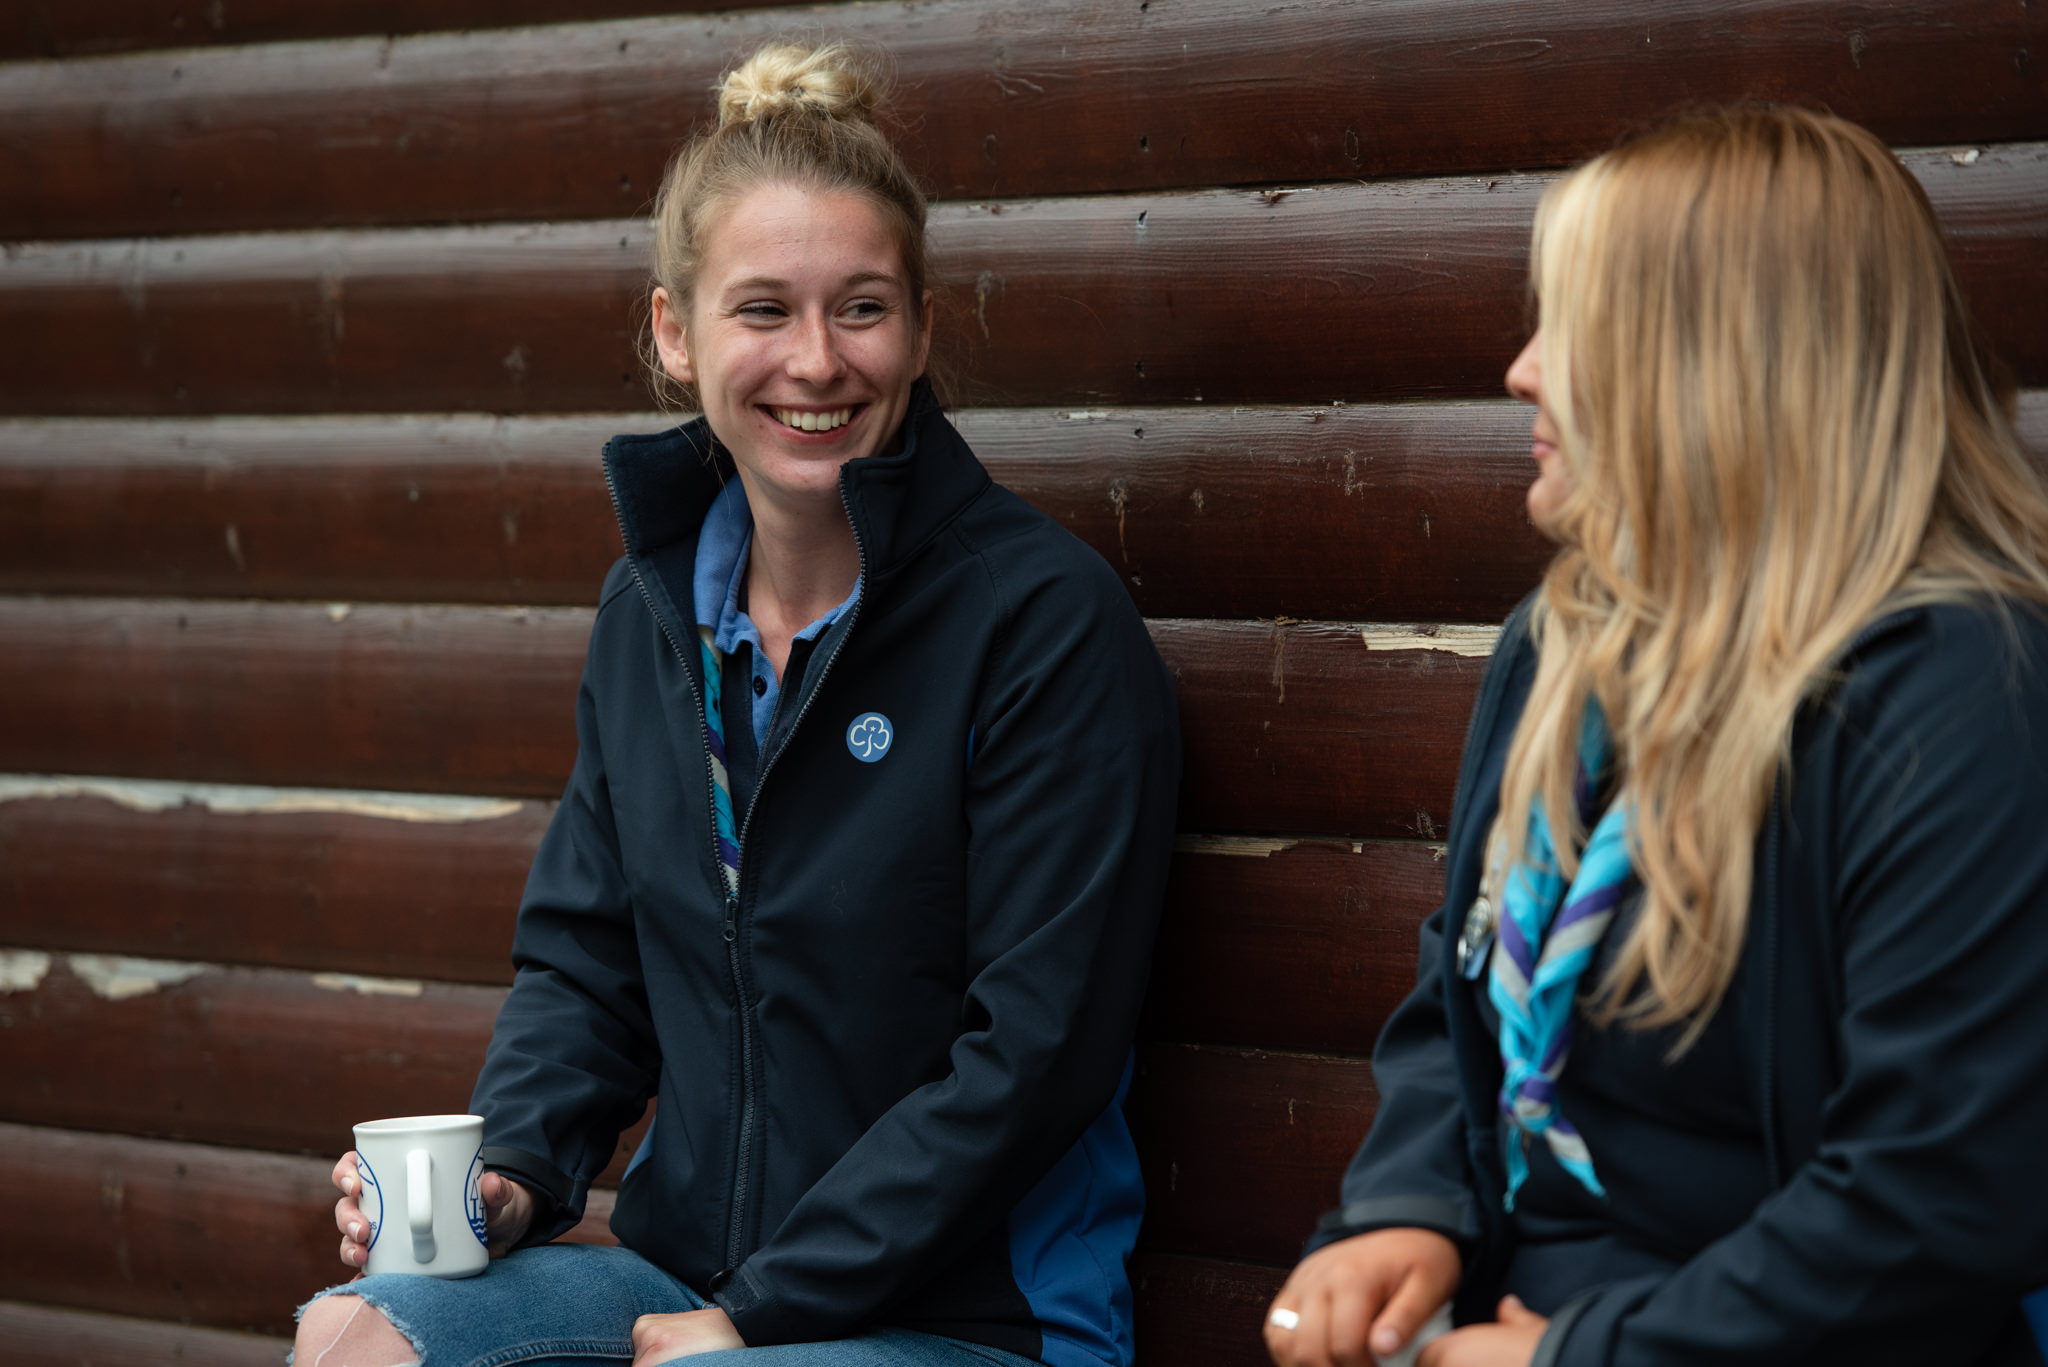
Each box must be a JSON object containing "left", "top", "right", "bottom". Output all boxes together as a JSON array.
[
  {"left": 1487, "top": 701, "right": 1634, "bottom": 1210},
  {"left": 698, "top": 626, "right": 741, "bottom": 896}
]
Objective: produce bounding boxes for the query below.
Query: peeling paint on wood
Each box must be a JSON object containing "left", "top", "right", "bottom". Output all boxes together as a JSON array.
[
  {"left": 1173, "top": 835, "right": 1300, "bottom": 858},
  {"left": 0, "top": 950, "right": 52, "bottom": 993},
  {"left": 67, "top": 954, "right": 208, "bottom": 1000},
  {"left": 0, "top": 775, "right": 525, "bottom": 824},
  {"left": 1358, "top": 624, "right": 1499, "bottom": 657},
  {"left": 310, "top": 972, "right": 425, "bottom": 997}
]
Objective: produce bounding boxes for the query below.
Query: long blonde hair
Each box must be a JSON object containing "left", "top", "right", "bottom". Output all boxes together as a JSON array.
[{"left": 1500, "top": 106, "right": 2048, "bottom": 1045}]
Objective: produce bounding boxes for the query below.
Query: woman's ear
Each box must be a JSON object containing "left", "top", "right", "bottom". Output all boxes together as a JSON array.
[{"left": 651, "top": 287, "right": 695, "bottom": 385}]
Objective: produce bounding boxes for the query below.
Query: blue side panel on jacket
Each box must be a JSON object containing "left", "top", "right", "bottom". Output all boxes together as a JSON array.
[
  {"left": 1007, "top": 1056, "right": 1143, "bottom": 1367},
  {"left": 2024, "top": 1288, "right": 2048, "bottom": 1355}
]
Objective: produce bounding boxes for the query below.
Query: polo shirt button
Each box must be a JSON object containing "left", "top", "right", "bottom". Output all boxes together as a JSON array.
[{"left": 752, "top": 676, "right": 767, "bottom": 697}]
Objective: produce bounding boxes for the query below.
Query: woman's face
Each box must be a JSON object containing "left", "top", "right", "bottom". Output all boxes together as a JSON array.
[
  {"left": 652, "top": 183, "right": 931, "bottom": 509},
  {"left": 1506, "top": 330, "right": 1575, "bottom": 539}
]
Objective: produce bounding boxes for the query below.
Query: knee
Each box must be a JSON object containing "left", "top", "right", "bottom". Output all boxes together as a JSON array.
[{"left": 294, "top": 1294, "right": 419, "bottom": 1366}]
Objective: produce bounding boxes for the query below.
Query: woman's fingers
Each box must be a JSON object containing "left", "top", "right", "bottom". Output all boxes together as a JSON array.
[
  {"left": 1371, "top": 1267, "right": 1446, "bottom": 1360},
  {"left": 1287, "top": 1284, "right": 1336, "bottom": 1367},
  {"left": 1324, "top": 1280, "right": 1376, "bottom": 1367},
  {"left": 1495, "top": 1295, "right": 1540, "bottom": 1327},
  {"left": 331, "top": 1151, "right": 359, "bottom": 1196}
]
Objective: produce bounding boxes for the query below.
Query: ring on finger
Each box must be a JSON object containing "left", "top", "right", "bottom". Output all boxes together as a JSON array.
[{"left": 1269, "top": 1307, "right": 1300, "bottom": 1331}]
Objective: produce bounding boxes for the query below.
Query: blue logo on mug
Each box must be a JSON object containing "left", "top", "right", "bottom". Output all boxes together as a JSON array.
[
  {"left": 847, "top": 713, "right": 893, "bottom": 763},
  {"left": 465, "top": 1148, "right": 488, "bottom": 1245}
]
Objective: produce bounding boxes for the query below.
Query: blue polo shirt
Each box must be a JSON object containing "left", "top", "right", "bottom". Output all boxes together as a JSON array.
[{"left": 690, "top": 478, "right": 861, "bottom": 749}]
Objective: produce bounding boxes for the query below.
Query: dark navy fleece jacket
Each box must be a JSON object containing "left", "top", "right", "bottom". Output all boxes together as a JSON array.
[
  {"left": 1316, "top": 595, "right": 2048, "bottom": 1367},
  {"left": 470, "top": 387, "right": 1181, "bottom": 1364}
]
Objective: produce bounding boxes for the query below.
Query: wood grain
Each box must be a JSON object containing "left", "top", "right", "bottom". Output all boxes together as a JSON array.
[
  {"left": 0, "top": 0, "right": 791, "bottom": 60},
  {"left": 0, "top": 786, "right": 1444, "bottom": 1048},
  {"left": 3, "top": 147, "right": 2041, "bottom": 414},
  {"left": 1129, "top": 1045, "right": 1372, "bottom": 1267},
  {"left": 0, "top": 969, "right": 1367, "bottom": 1262},
  {"left": 0, "top": 403, "right": 1558, "bottom": 622},
  {"left": 0, "top": 1122, "right": 615, "bottom": 1334},
  {"left": 1132, "top": 1253, "right": 1289, "bottom": 1367},
  {"left": 0, "top": 600, "right": 1485, "bottom": 837},
  {"left": 0, "top": 1123, "right": 1285, "bottom": 1357},
  {"left": 3, "top": 0, "right": 2042, "bottom": 236},
  {"left": 0, "top": 1300, "right": 287, "bottom": 1367}
]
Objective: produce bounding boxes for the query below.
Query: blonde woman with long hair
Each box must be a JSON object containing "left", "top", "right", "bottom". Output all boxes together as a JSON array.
[{"left": 1266, "top": 107, "right": 2048, "bottom": 1367}]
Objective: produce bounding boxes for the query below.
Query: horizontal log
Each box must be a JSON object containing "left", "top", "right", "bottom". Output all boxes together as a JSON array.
[
  {"left": 0, "top": 1123, "right": 1285, "bottom": 1358},
  {"left": 1146, "top": 838, "right": 1435, "bottom": 1054},
  {"left": 4, "top": 147, "right": 2041, "bottom": 415},
  {"left": 0, "top": 1300, "right": 286, "bottom": 1367},
  {"left": 0, "top": 402, "right": 1557, "bottom": 621},
  {"left": 0, "top": 0, "right": 784, "bottom": 60},
  {"left": 11, "top": 395, "right": 2047, "bottom": 619},
  {"left": 0, "top": 963, "right": 1366, "bottom": 1263},
  {"left": 3, "top": 0, "right": 2042, "bottom": 237},
  {"left": 1129, "top": 1045, "right": 1371, "bottom": 1267},
  {"left": 0, "top": 781, "right": 549, "bottom": 985},
  {"left": 0, "top": 1123, "right": 614, "bottom": 1334},
  {"left": 0, "top": 599, "right": 1485, "bottom": 837},
  {"left": 1132, "top": 1253, "right": 1289, "bottom": 1367},
  {"left": 0, "top": 782, "right": 1443, "bottom": 1048}
]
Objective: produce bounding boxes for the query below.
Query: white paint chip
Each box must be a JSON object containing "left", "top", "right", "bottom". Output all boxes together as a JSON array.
[
  {"left": 312, "top": 973, "right": 425, "bottom": 998},
  {"left": 327, "top": 603, "right": 353, "bottom": 623},
  {"left": 1059, "top": 410, "right": 1111, "bottom": 420},
  {"left": 1359, "top": 625, "right": 1500, "bottom": 657},
  {"left": 0, "top": 950, "right": 52, "bottom": 993},
  {"left": 68, "top": 954, "right": 208, "bottom": 1001},
  {"left": 1948, "top": 148, "right": 1982, "bottom": 166},
  {"left": 0, "top": 775, "right": 523, "bottom": 824}
]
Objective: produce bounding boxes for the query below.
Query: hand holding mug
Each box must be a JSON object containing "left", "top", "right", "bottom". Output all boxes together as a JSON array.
[
  {"left": 1264, "top": 1226, "right": 1460, "bottom": 1367},
  {"left": 334, "top": 1152, "right": 534, "bottom": 1270}
]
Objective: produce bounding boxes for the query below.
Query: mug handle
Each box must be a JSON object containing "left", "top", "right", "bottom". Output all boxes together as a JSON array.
[{"left": 407, "top": 1148, "right": 437, "bottom": 1265}]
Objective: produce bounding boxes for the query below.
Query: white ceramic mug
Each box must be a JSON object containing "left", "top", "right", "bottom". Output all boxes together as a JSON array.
[{"left": 352, "top": 1114, "right": 491, "bottom": 1279}]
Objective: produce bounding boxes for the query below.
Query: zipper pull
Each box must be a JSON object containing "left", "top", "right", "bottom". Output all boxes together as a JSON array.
[{"left": 723, "top": 893, "right": 739, "bottom": 943}]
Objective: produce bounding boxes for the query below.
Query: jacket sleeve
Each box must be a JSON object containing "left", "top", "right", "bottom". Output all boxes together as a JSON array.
[
  {"left": 1541, "top": 609, "right": 2048, "bottom": 1366},
  {"left": 713, "top": 553, "right": 1181, "bottom": 1345},
  {"left": 1307, "top": 900, "right": 1485, "bottom": 1257},
  {"left": 470, "top": 584, "right": 661, "bottom": 1242},
  {"left": 1306, "top": 600, "right": 1538, "bottom": 1259}
]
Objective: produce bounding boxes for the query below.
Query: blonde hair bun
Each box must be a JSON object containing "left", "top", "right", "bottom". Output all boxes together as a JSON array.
[{"left": 717, "top": 42, "right": 887, "bottom": 129}]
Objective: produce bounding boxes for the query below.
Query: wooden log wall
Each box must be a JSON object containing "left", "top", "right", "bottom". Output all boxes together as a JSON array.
[{"left": 1, "top": 1, "right": 2042, "bottom": 1362}]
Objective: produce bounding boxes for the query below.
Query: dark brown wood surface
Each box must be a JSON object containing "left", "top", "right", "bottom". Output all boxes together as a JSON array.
[
  {"left": 0, "top": 1300, "right": 287, "bottom": 1366},
  {"left": 0, "top": 790, "right": 1442, "bottom": 1051},
  {"left": 4, "top": 0, "right": 2043, "bottom": 238},
  {"left": 1146, "top": 838, "right": 1436, "bottom": 1054},
  {"left": 0, "top": 1120, "right": 1283, "bottom": 1355},
  {"left": 0, "top": 1122, "right": 615, "bottom": 1333},
  {"left": 0, "top": 0, "right": 789, "bottom": 59},
  {"left": 0, "top": 951, "right": 1375, "bottom": 1265},
  {"left": 5, "top": 147, "right": 2042, "bottom": 415},
  {"left": 0, "top": 599, "right": 1484, "bottom": 837},
  {"left": 0, "top": 963, "right": 1372, "bottom": 1267},
  {"left": 0, "top": 787, "right": 546, "bottom": 983},
  {"left": 9, "top": 396, "right": 2047, "bottom": 620},
  {"left": 1130, "top": 1045, "right": 1374, "bottom": 1268},
  {"left": 1132, "top": 1254, "right": 1288, "bottom": 1367},
  {"left": 0, "top": 403, "right": 1553, "bottom": 622}
]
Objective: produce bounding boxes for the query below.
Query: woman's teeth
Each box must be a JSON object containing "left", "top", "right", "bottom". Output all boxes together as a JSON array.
[{"left": 773, "top": 408, "right": 853, "bottom": 432}]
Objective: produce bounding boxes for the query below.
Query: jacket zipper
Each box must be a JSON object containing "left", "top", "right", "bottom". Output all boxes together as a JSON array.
[
  {"left": 718, "top": 478, "right": 870, "bottom": 1269},
  {"left": 599, "top": 457, "right": 748, "bottom": 1265}
]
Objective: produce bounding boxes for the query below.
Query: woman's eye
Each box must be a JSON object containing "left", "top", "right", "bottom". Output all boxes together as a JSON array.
[
  {"left": 737, "top": 302, "right": 786, "bottom": 320},
  {"left": 843, "top": 298, "right": 887, "bottom": 322}
]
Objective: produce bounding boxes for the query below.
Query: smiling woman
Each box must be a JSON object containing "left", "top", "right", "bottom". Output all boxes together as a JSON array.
[{"left": 292, "top": 39, "right": 1181, "bottom": 1367}]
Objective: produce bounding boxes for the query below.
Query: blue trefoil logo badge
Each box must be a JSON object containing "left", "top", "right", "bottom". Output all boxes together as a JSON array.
[{"left": 847, "top": 712, "right": 893, "bottom": 763}]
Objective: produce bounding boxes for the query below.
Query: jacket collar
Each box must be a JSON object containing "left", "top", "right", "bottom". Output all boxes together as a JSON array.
[{"left": 601, "top": 378, "right": 990, "bottom": 601}]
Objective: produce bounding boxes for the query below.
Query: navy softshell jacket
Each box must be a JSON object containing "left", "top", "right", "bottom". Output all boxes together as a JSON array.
[
  {"left": 470, "top": 386, "right": 1181, "bottom": 1365},
  {"left": 1317, "top": 595, "right": 2048, "bottom": 1366}
]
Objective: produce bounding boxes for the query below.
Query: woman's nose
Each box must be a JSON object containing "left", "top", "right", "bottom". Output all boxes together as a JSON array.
[
  {"left": 787, "top": 313, "right": 845, "bottom": 384},
  {"left": 1506, "top": 332, "right": 1543, "bottom": 403}
]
